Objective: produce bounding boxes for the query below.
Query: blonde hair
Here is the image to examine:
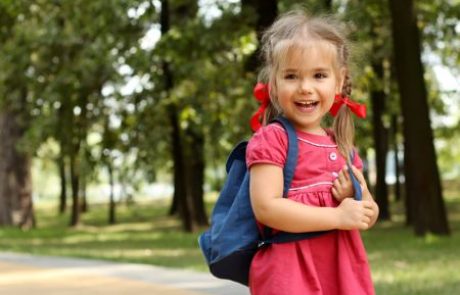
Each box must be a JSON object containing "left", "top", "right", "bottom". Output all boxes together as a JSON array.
[{"left": 258, "top": 10, "right": 355, "bottom": 160}]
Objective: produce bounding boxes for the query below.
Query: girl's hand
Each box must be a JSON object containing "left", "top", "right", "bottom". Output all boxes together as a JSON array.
[
  {"left": 336, "top": 198, "right": 375, "bottom": 230},
  {"left": 332, "top": 166, "right": 354, "bottom": 202},
  {"left": 349, "top": 165, "right": 379, "bottom": 228}
]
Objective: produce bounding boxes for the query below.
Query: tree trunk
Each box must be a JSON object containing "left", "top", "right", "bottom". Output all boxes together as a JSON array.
[
  {"left": 57, "top": 103, "right": 69, "bottom": 214},
  {"left": 15, "top": 149, "right": 35, "bottom": 229},
  {"left": 370, "top": 60, "right": 390, "bottom": 220},
  {"left": 108, "top": 163, "right": 116, "bottom": 225},
  {"left": 161, "top": 0, "right": 193, "bottom": 231},
  {"left": 391, "top": 114, "right": 403, "bottom": 202},
  {"left": 0, "top": 110, "right": 35, "bottom": 229},
  {"left": 242, "top": 0, "right": 278, "bottom": 72},
  {"left": 185, "top": 129, "right": 208, "bottom": 226},
  {"left": 168, "top": 105, "right": 192, "bottom": 231},
  {"left": 69, "top": 152, "right": 80, "bottom": 227},
  {"left": 80, "top": 174, "right": 88, "bottom": 213},
  {"left": 389, "top": 0, "right": 449, "bottom": 235},
  {"left": 58, "top": 154, "right": 68, "bottom": 214},
  {"left": 167, "top": 97, "right": 179, "bottom": 216},
  {"left": 67, "top": 87, "right": 89, "bottom": 226}
]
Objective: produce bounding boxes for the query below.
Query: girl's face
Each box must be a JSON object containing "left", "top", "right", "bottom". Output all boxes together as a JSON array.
[{"left": 274, "top": 42, "right": 344, "bottom": 134}]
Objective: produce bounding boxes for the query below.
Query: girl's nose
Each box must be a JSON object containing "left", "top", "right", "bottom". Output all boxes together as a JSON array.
[{"left": 299, "top": 79, "right": 313, "bottom": 95}]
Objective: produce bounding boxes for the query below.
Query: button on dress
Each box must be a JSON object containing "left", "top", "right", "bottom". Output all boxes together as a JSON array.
[{"left": 246, "top": 124, "right": 375, "bottom": 295}]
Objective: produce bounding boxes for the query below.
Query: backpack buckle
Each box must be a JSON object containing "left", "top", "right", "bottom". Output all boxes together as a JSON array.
[{"left": 257, "top": 240, "right": 270, "bottom": 249}]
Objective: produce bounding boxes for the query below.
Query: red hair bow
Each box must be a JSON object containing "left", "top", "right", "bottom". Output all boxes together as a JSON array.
[
  {"left": 329, "top": 94, "right": 367, "bottom": 118},
  {"left": 250, "top": 82, "right": 270, "bottom": 132}
]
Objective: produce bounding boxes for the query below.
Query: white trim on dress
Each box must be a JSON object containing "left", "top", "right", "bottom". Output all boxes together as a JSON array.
[
  {"left": 297, "top": 137, "right": 337, "bottom": 148},
  {"left": 289, "top": 181, "right": 333, "bottom": 191},
  {"left": 273, "top": 125, "right": 338, "bottom": 148}
]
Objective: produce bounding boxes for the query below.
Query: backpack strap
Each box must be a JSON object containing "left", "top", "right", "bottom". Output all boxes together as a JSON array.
[
  {"left": 271, "top": 116, "right": 298, "bottom": 197},
  {"left": 347, "top": 150, "right": 363, "bottom": 201},
  {"left": 261, "top": 117, "right": 297, "bottom": 241}
]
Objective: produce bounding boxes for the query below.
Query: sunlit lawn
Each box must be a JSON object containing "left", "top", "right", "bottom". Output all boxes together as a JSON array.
[
  {"left": 0, "top": 199, "right": 206, "bottom": 270},
  {"left": 0, "top": 192, "right": 460, "bottom": 295},
  {"left": 364, "top": 188, "right": 460, "bottom": 294}
]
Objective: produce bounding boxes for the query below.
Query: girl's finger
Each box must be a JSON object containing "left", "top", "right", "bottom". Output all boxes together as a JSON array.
[
  {"left": 363, "top": 216, "right": 371, "bottom": 225},
  {"left": 351, "top": 165, "right": 366, "bottom": 183},
  {"left": 364, "top": 208, "right": 374, "bottom": 218},
  {"left": 362, "top": 200, "right": 374, "bottom": 210},
  {"left": 333, "top": 178, "right": 341, "bottom": 189},
  {"left": 332, "top": 187, "right": 339, "bottom": 198},
  {"left": 338, "top": 169, "right": 347, "bottom": 185},
  {"left": 341, "top": 165, "right": 350, "bottom": 181}
]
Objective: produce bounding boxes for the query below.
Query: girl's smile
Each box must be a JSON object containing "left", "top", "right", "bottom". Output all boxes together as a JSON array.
[{"left": 294, "top": 100, "right": 320, "bottom": 113}]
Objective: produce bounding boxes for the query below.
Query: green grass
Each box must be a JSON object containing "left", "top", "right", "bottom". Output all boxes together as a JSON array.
[
  {"left": 0, "top": 199, "right": 206, "bottom": 271},
  {"left": 363, "top": 221, "right": 460, "bottom": 294},
  {"left": 362, "top": 194, "right": 460, "bottom": 295},
  {"left": 1, "top": 195, "right": 460, "bottom": 294}
]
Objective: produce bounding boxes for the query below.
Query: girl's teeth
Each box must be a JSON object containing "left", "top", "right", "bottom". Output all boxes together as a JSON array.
[
  {"left": 295, "top": 101, "right": 318, "bottom": 112},
  {"left": 297, "top": 101, "right": 317, "bottom": 106}
]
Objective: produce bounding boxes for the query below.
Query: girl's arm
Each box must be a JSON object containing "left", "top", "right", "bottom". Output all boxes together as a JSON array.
[{"left": 250, "top": 164, "right": 376, "bottom": 233}]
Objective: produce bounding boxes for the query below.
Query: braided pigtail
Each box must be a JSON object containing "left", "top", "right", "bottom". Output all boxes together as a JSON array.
[{"left": 333, "top": 71, "right": 355, "bottom": 162}]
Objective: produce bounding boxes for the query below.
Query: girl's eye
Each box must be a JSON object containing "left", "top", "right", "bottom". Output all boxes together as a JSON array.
[
  {"left": 314, "top": 73, "right": 328, "bottom": 79},
  {"left": 284, "top": 73, "right": 297, "bottom": 80}
]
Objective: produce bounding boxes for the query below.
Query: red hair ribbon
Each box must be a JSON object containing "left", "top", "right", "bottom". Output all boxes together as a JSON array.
[
  {"left": 329, "top": 94, "right": 367, "bottom": 118},
  {"left": 250, "top": 82, "right": 270, "bottom": 131}
]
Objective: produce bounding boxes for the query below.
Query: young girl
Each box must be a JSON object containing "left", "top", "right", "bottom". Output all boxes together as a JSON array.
[{"left": 247, "top": 10, "right": 379, "bottom": 295}]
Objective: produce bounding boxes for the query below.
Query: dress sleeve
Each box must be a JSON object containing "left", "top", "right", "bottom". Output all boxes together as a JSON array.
[
  {"left": 246, "top": 124, "right": 287, "bottom": 168},
  {"left": 352, "top": 148, "right": 364, "bottom": 170}
]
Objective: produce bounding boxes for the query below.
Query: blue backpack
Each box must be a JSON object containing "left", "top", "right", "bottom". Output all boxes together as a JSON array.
[{"left": 198, "top": 116, "right": 362, "bottom": 286}]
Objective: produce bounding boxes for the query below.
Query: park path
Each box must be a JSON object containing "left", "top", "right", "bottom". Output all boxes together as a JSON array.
[{"left": 0, "top": 252, "right": 248, "bottom": 295}]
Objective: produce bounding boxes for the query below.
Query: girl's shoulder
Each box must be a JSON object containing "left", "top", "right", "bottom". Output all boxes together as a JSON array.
[
  {"left": 246, "top": 123, "right": 288, "bottom": 168},
  {"left": 248, "top": 123, "right": 288, "bottom": 147}
]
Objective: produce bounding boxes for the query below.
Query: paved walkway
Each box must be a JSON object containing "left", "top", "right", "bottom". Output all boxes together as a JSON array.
[{"left": 0, "top": 252, "right": 248, "bottom": 295}]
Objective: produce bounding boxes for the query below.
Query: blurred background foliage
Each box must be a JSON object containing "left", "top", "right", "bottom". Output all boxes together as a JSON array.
[{"left": 0, "top": 0, "right": 459, "bottom": 235}]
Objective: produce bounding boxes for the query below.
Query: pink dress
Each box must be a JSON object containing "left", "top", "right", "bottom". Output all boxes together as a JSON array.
[{"left": 246, "top": 124, "right": 375, "bottom": 295}]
